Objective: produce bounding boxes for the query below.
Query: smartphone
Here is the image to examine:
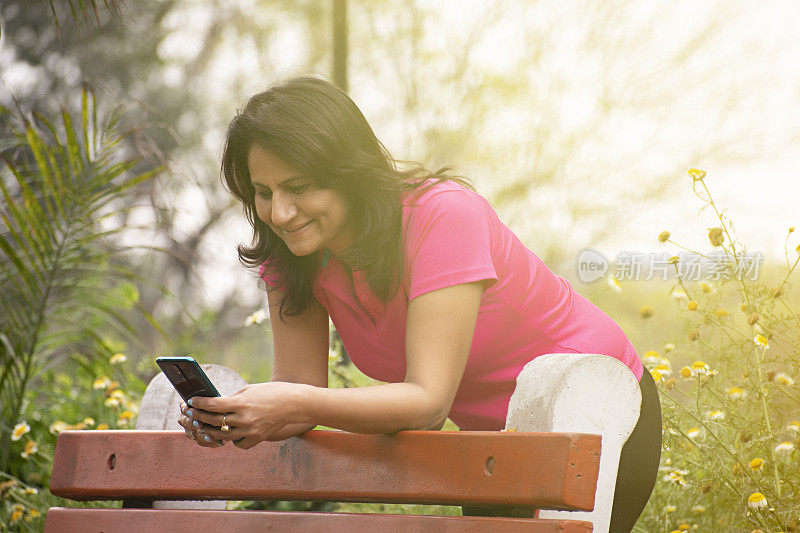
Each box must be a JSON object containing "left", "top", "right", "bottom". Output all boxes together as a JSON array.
[{"left": 156, "top": 356, "right": 221, "bottom": 403}]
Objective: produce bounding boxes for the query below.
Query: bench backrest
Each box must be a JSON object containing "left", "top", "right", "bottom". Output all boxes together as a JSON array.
[{"left": 49, "top": 430, "right": 600, "bottom": 509}]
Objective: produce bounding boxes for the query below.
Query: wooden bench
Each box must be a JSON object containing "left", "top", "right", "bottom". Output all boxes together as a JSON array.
[{"left": 45, "top": 429, "right": 601, "bottom": 532}]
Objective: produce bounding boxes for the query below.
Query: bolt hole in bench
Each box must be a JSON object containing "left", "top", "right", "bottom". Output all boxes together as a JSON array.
[{"left": 45, "top": 354, "right": 640, "bottom": 532}]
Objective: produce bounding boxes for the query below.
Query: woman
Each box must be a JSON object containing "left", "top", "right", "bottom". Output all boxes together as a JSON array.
[{"left": 178, "top": 76, "right": 661, "bottom": 530}]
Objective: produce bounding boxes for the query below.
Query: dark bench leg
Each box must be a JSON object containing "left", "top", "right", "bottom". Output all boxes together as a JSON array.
[
  {"left": 122, "top": 499, "right": 154, "bottom": 508},
  {"left": 461, "top": 505, "right": 535, "bottom": 518}
]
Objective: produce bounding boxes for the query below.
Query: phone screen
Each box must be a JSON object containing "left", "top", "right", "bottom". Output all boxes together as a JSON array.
[{"left": 156, "top": 356, "right": 221, "bottom": 402}]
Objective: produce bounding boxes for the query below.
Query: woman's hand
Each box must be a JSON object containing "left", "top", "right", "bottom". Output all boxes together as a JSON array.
[{"left": 178, "top": 382, "right": 314, "bottom": 449}]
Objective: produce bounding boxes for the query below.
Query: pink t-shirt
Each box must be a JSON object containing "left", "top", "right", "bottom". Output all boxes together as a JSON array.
[{"left": 264, "top": 181, "right": 643, "bottom": 430}]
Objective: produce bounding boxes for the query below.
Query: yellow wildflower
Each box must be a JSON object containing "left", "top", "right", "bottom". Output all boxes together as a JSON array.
[
  {"left": 109, "top": 353, "right": 127, "bottom": 364},
  {"left": 96, "top": 423, "right": 110, "bottom": 430},
  {"left": 664, "top": 343, "right": 675, "bottom": 353},
  {"left": 21, "top": 440, "right": 38, "bottom": 459},
  {"left": 708, "top": 227, "right": 724, "bottom": 247},
  {"left": 670, "top": 287, "right": 688, "bottom": 300},
  {"left": 11, "top": 421, "right": 30, "bottom": 441},
  {"left": 26, "top": 509, "right": 41, "bottom": 521},
  {"left": 690, "top": 360, "right": 709, "bottom": 377},
  {"left": 749, "top": 457, "right": 764, "bottom": 471},
  {"left": 669, "top": 256, "right": 680, "bottom": 265},
  {"left": 49, "top": 420, "right": 69, "bottom": 434},
  {"left": 785, "top": 421, "right": 800, "bottom": 432},
  {"left": 643, "top": 350, "right": 660, "bottom": 365},
  {"left": 110, "top": 389, "right": 126, "bottom": 401},
  {"left": 664, "top": 505, "right": 677, "bottom": 513},
  {"left": 747, "top": 492, "right": 767, "bottom": 510},
  {"left": 700, "top": 282, "right": 715, "bottom": 294},
  {"left": 663, "top": 470, "right": 686, "bottom": 487},
  {"left": 680, "top": 366, "right": 692, "bottom": 379},
  {"left": 10, "top": 504, "right": 24, "bottom": 524},
  {"left": 687, "top": 300, "right": 699, "bottom": 311},
  {"left": 739, "top": 301, "right": 748, "bottom": 312},
  {"left": 244, "top": 308, "right": 267, "bottom": 326},
  {"left": 775, "top": 372, "right": 795, "bottom": 386},
  {"left": 775, "top": 442, "right": 795, "bottom": 454},
  {"left": 691, "top": 505, "right": 706, "bottom": 514},
  {"left": 108, "top": 380, "right": 121, "bottom": 392},
  {"left": 727, "top": 387, "right": 747, "bottom": 400},
  {"left": 23, "top": 487, "right": 38, "bottom": 495},
  {"left": 650, "top": 370, "right": 664, "bottom": 383},
  {"left": 686, "top": 427, "right": 703, "bottom": 440},
  {"left": 117, "top": 411, "right": 135, "bottom": 426},
  {"left": 638, "top": 305, "right": 654, "bottom": 319},
  {"left": 655, "top": 364, "right": 672, "bottom": 377},
  {"left": 83, "top": 417, "right": 96, "bottom": 426},
  {"left": 93, "top": 376, "right": 112, "bottom": 390},
  {"left": 716, "top": 309, "right": 729, "bottom": 318},
  {"left": 705, "top": 410, "right": 724, "bottom": 421},
  {"left": 753, "top": 335, "right": 769, "bottom": 349},
  {"left": 104, "top": 397, "right": 121, "bottom": 408},
  {"left": 658, "top": 231, "right": 670, "bottom": 243},
  {"left": 678, "top": 525, "right": 690, "bottom": 532},
  {"left": 606, "top": 276, "right": 622, "bottom": 293},
  {"left": 0, "top": 479, "right": 19, "bottom": 494},
  {"left": 688, "top": 168, "right": 706, "bottom": 181},
  {"left": 665, "top": 377, "right": 677, "bottom": 390}
]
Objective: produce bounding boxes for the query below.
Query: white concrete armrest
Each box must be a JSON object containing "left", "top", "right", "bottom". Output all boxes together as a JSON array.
[
  {"left": 505, "top": 353, "right": 641, "bottom": 533},
  {"left": 136, "top": 363, "right": 248, "bottom": 510}
]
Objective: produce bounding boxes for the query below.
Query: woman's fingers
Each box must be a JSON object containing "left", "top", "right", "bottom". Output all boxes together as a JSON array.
[
  {"left": 183, "top": 405, "right": 231, "bottom": 428},
  {"left": 179, "top": 406, "right": 224, "bottom": 447},
  {"left": 197, "top": 422, "right": 245, "bottom": 441}
]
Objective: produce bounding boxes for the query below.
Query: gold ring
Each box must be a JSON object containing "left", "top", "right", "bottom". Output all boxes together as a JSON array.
[{"left": 220, "top": 413, "right": 230, "bottom": 432}]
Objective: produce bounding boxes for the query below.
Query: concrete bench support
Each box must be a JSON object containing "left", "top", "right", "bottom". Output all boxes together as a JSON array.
[
  {"left": 505, "top": 353, "right": 641, "bottom": 533},
  {"left": 135, "top": 363, "right": 248, "bottom": 510}
]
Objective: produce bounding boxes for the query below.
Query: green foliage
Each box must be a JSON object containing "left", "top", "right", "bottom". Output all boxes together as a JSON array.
[
  {"left": 0, "top": 88, "right": 163, "bottom": 476},
  {"left": 633, "top": 171, "right": 800, "bottom": 532},
  {"left": 0, "top": 352, "right": 146, "bottom": 531}
]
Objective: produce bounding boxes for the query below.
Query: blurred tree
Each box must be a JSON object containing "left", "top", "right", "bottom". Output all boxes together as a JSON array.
[
  {"left": 0, "top": 0, "right": 334, "bottom": 367},
  {"left": 332, "top": 0, "right": 348, "bottom": 91}
]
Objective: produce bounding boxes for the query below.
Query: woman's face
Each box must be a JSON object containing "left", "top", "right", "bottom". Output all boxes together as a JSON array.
[{"left": 248, "top": 144, "right": 354, "bottom": 257}]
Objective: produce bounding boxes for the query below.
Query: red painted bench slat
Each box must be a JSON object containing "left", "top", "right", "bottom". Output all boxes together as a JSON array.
[
  {"left": 44, "top": 508, "right": 593, "bottom": 532},
  {"left": 49, "top": 430, "right": 600, "bottom": 509}
]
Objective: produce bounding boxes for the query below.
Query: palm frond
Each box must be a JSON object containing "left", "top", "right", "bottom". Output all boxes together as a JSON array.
[
  {"left": 48, "top": 0, "right": 127, "bottom": 29},
  {"left": 0, "top": 87, "right": 163, "bottom": 472}
]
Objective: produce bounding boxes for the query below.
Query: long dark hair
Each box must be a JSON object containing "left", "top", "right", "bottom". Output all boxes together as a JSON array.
[{"left": 221, "top": 76, "right": 470, "bottom": 319}]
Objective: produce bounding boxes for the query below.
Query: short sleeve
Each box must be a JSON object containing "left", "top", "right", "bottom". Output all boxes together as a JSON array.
[{"left": 404, "top": 189, "right": 498, "bottom": 301}]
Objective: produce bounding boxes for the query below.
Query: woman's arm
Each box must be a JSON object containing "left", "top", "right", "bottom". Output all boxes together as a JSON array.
[
  {"left": 261, "top": 287, "right": 329, "bottom": 439},
  {"left": 184, "top": 281, "right": 483, "bottom": 447},
  {"left": 305, "top": 280, "right": 483, "bottom": 433},
  {"left": 178, "top": 287, "right": 329, "bottom": 445}
]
